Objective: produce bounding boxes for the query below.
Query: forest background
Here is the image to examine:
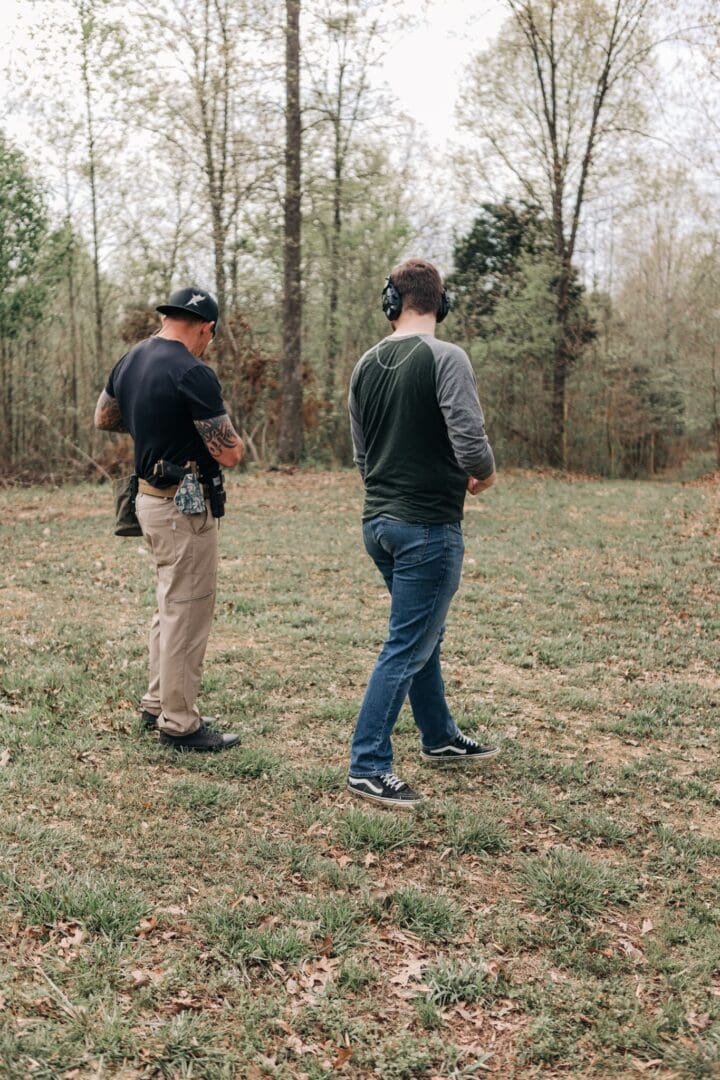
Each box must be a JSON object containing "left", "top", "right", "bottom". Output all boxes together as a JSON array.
[{"left": 1, "top": 0, "right": 720, "bottom": 480}]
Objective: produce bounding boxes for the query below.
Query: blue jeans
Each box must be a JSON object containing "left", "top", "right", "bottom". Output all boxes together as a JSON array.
[{"left": 349, "top": 516, "right": 464, "bottom": 777}]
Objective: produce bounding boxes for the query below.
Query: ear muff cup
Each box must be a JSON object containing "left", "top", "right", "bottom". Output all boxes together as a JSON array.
[
  {"left": 382, "top": 277, "right": 402, "bottom": 321},
  {"left": 381, "top": 276, "right": 451, "bottom": 323},
  {"left": 436, "top": 290, "right": 450, "bottom": 323}
]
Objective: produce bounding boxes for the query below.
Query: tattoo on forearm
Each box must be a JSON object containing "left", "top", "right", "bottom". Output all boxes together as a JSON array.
[
  {"left": 94, "top": 391, "right": 127, "bottom": 432},
  {"left": 194, "top": 414, "right": 240, "bottom": 458}
]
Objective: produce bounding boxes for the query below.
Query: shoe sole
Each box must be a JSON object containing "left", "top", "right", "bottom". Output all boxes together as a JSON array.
[
  {"left": 421, "top": 747, "right": 500, "bottom": 766},
  {"left": 346, "top": 783, "right": 425, "bottom": 810}
]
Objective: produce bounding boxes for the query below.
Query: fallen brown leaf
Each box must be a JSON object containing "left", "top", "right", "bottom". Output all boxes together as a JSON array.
[
  {"left": 333, "top": 1046, "right": 352, "bottom": 1068},
  {"left": 134, "top": 916, "right": 157, "bottom": 939}
]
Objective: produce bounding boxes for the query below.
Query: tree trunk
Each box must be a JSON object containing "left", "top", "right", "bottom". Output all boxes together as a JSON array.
[
  {"left": 79, "top": 1, "right": 103, "bottom": 375},
  {"left": 0, "top": 337, "right": 9, "bottom": 462},
  {"left": 278, "top": 0, "right": 303, "bottom": 463},
  {"left": 712, "top": 344, "right": 720, "bottom": 469},
  {"left": 66, "top": 222, "right": 80, "bottom": 445},
  {"left": 549, "top": 261, "right": 572, "bottom": 469},
  {"left": 211, "top": 211, "right": 230, "bottom": 380},
  {"left": 324, "top": 114, "right": 342, "bottom": 407}
]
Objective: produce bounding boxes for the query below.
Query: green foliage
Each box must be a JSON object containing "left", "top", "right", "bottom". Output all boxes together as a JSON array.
[
  {"left": 0, "top": 130, "right": 47, "bottom": 339},
  {"left": 167, "top": 778, "right": 236, "bottom": 821},
  {"left": 392, "top": 887, "right": 462, "bottom": 942},
  {"left": 415, "top": 996, "right": 443, "bottom": 1030},
  {"left": 337, "top": 959, "right": 376, "bottom": 991},
  {"left": 448, "top": 200, "right": 552, "bottom": 338},
  {"left": 445, "top": 806, "right": 509, "bottom": 855},
  {"left": 452, "top": 204, "right": 595, "bottom": 468},
  {"left": 335, "top": 807, "right": 417, "bottom": 853},
  {"left": 229, "top": 747, "right": 283, "bottom": 778},
  {"left": 198, "top": 906, "right": 310, "bottom": 966},
  {"left": 314, "top": 895, "right": 366, "bottom": 953},
  {"left": 525, "top": 848, "right": 639, "bottom": 919},
  {"left": 424, "top": 958, "right": 505, "bottom": 1007},
  {"left": 1, "top": 870, "right": 149, "bottom": 942},
  {"left": 660, "top": 1029, "right": 720, "bottom": 1077},
  {"left": 150, "top": 1014, "right": 234, "bottom": 1078}
]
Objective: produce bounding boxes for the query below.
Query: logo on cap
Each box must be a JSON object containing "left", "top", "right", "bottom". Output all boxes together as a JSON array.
[{"left": 188, "top": 293, "right": 205, "bottom": 306}]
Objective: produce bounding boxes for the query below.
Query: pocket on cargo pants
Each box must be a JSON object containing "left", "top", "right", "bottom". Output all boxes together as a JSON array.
[{"left": 166, "top": 503, "right": 218, "bottom": 604}]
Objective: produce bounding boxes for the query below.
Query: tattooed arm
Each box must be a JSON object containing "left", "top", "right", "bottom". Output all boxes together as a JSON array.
[
  {"left": 94, "top": 389, "right": 128, "bottom": 432},
  {"left": 194, "top": 413, "right": 245, "bottom": 468}
]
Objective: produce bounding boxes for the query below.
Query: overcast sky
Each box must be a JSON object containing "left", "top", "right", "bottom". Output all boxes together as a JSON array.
[
  {"left": 0, "top": 0, "right": 507, "bottom": 154},
  {"left": 378, "top": 1, "right": 506, "bottom": 149}
]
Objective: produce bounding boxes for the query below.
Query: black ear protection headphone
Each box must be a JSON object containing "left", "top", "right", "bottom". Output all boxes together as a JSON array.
[{"left": 382, "top": 276, "right": 451, "bottom": 324}]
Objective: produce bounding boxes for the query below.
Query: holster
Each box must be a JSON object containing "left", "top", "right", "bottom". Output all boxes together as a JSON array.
[
  {"left": 152, "top": 460, "right": 226, "bottom": 519},
  {"left": 207, "top": 471, "right": 226, "bottom": 519},
  {"left": 114, "top": 473, "right": 142, "bottom": 537}
]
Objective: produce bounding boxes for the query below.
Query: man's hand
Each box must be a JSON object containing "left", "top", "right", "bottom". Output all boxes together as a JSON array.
[
  {"left": 94, "top": 390, "right": 127, "bottom": 432},
  {"left": 467, "top": 470, "right": 496, "bottom": 496},
  {"left": 194, "top": 414, "right": 244, "bottom": 468}
]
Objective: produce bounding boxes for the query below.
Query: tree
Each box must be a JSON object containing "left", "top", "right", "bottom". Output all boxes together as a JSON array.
[
  {"left": 567, "top": 186, "right": 696, "bottom": 478},
  {"left": 461, "top": 0, "right": 657, "bottom": 468},
  {"left": 686, "top": 240, "right": 720, "bottom": 467},
  {"left": 0, "top": 133, "right": 47, "bottom": 461},
  {"left": 304, "top": 0, "right": 386, "bottom": 409},
  {"left": 128, "top": 0, "right": 278, "bottom": 387},
  {"left": 76, "top": 0, "right": 108, "bottom": 374},
  {"left": 449, "top": 204, "right": 594, "bottom": 466},
  {"left": 278, "top": 0, "right": 304, "bottom": 462},
  {"left": 447, "top": 201, "right": 552, "bottom": 339}
]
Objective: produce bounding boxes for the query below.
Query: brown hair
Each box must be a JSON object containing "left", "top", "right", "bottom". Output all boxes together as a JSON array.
[{"left": 390, "top": 258, "right": 444, "bottom": 316}]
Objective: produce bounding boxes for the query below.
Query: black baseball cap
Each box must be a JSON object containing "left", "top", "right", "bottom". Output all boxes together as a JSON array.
[{"left": 156, "top": 286, "right": 219, "bottom": 334}]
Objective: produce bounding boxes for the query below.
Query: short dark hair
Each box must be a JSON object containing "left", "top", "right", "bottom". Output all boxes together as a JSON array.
[
  {"left": 390, "top": 258, "right": 444, "bottom": 316},
  {"left": 163, "top": 310, "right": 207, "bottom": 327}
]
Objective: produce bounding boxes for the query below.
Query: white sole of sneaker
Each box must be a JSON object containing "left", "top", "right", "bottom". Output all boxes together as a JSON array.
[
  {"left": 346, "top": 784, "right": 425, "bottom": 809},
  {"left": 421, "top": 747, "right": 500, "bottom": 766}
]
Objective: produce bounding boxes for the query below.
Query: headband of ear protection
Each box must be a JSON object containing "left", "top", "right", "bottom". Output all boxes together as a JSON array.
[{"left": 381, "top": 276, "right": 451, "bottom": 323}]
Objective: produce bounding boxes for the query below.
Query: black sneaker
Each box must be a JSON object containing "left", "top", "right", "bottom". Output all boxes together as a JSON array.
[
  {"left": 421, "top": 731, "right": 499, "bottom": 765},
  {"left": 159, "top": 722, "right": 240, "bottom": 753},
  {"left": 140, "top": 710, "right": 159, "bottom": 731},
  {"left": 346, "top": 772, "right": 425, "bottom": 809}
]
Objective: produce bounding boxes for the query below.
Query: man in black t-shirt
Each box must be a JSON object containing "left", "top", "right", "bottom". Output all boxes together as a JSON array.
[{"left": 95, "top": 286, "right": 244, "bottom": 752}]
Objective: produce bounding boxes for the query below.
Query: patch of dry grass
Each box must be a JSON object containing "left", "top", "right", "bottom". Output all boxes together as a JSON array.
[{"left": 1, "top": 469, "right": 719, "bottom": 1077}]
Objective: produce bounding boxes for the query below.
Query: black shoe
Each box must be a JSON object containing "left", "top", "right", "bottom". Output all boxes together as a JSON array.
[
  {"left": 422, "top": 731, "right": 499, "bottom": 765},
  {"left": 159, "top": 722, "right": 240, "bottom": 753},
  {"left": 140, "top": 710, "right": 159, "bottom": 731},
  {"left": 346, "top": 771, "right": 425, "bottom": 809}
]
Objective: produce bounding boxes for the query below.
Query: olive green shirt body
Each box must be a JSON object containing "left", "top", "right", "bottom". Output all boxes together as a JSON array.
[{"left": 349, "top": 333, "right": 494, "bottom": 524}]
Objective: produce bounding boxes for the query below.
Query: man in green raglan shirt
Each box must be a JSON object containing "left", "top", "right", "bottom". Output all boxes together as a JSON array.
[{"left": 347, "top": 258, "right": 498, "bottom": 808}]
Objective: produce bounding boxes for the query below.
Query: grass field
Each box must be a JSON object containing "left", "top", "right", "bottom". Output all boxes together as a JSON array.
[{"left": 1, "top": 468, "right": 719, "bottom": 1079}]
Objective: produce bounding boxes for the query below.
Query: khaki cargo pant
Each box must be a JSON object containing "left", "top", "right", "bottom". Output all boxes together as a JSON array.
[{"left": 136, "top": 492, "right": 218, "bottom": 736}]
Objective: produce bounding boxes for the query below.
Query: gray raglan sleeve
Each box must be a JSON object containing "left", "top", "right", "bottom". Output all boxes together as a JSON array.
[
  {"left": 348, "top": 366, "right": 366, "bottom": 479},
  {"left": 434, "top": 344, "right": 495, "bottom": 480}
]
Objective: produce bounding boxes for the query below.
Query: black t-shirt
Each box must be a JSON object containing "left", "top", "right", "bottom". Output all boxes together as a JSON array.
[{"left": 106, "top": 337, "right": 225, "bottom": 485}]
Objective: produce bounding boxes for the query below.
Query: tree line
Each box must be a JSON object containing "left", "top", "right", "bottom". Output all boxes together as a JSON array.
[{"left": 1, "top": 0, "right": 719, "bottom": 479}]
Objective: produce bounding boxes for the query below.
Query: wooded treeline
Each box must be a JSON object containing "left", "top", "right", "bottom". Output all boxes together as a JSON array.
[{"left": 1, "top": 0, "right": 719, "bottom": 478}]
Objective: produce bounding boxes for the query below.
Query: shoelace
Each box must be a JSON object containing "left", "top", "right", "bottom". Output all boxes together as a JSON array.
[
  {"left": 457, "top": 733, "right": 478, "bottom": 749},
  {"left": 379, "top": 772, "right": 406, "bottom": 791}
]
